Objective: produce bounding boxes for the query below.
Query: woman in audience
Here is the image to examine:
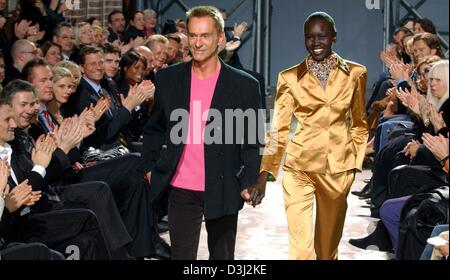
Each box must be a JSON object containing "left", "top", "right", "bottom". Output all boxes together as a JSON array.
[
  {"left": 116, "top": 50, "right": 151, "bottom": 142},
  {"left": 416, "top": 55, "right": 441, "bottom": 93},
  {"left": 123, "top": 11, "right": 146, "bottom": 44},
  {"left": 116, "top": 50, "right": 147, "bottom": 95},
  {"left": 41, "top": 41, "right": 62, "bottom": 66},
  {"left": 92, "top": 24, "right": 108, "bottom": 47},
  {"left": 74, "top": 22, "right": 94, "bottom": 48},
  {"left": 143, "top": 9, "right": 159, "bottom": 37},
  {"left": 54, "top": 60, "right": 82, "bottom": 95}
]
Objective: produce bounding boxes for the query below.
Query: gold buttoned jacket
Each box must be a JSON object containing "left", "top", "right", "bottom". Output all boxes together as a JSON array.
[{"left": 261, "top": 54, "right": 369, "bottom": 177}]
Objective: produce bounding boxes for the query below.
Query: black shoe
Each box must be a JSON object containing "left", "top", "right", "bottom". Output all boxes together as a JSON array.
[
  {"left": 157, "top": 221, "right": 169, "bottom": 233},
  {"left": 358, "top": 191, "right": 371, "bottom": 200},
  {"left": 352, "top": 181, "right": 372, "bottom": 197},
  {"left": 151, "top": 240, "right": 171, "bottom": 260},
  {"left": 349, "top": 222, "right": 392, "bottom": 252}
]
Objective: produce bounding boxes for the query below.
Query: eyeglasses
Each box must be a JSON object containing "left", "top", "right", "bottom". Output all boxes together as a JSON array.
[{"left": 22, "top": 50, "right": 39, "bottom": 55}]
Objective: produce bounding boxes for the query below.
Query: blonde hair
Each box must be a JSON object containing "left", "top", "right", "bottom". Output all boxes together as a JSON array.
[
  {"left": 427, "top": 60, "right": 449, "bottom": 110},
  {"left": 54, "top": 61, "right": 81, "bottom": 84},
  {"left": 186, "top": 6, "right": 224, "bottom": 33},
  {"left": 415, "top": 55, "right": 441, "bottom": 73},
  {"left": 52, "top": 66, "right": 73, "bottom": 83},
  {"left": 144, "top": 34, "right": 169, "bottom": 50},
  {"left": 74, "top": 22, "right": 93, "bottom": 47}
]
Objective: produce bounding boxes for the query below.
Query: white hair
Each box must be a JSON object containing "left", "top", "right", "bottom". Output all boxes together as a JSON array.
[{"left": 427, "top": 60, "right": 449, "bottom": 111}]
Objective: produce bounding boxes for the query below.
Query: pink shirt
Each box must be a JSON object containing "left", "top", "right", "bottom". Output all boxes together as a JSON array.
[{"left": 170, "top": 65, "right": 221, "bottom": 191}]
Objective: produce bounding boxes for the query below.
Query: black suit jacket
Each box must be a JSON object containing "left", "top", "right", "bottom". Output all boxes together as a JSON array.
[
  {"left": 63, "top": 77, "right": 132, "bottom": 150},
  {"left": 142, "top": 60, "right": 263, "bottom": 219}
]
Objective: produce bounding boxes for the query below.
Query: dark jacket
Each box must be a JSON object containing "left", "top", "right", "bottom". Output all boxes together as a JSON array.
[
  {"left": 62, "top": 77, "right": 132, "bottom": 150},
  {"left": 142, "top": 60, "right": 263, "bottom": 219}
]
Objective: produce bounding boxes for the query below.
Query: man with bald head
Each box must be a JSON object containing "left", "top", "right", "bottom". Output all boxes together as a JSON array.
[
  {"left": 135, "top": 45, "right": 155, "bottom": 81},
  {"left": 3, "top": 39, "right": 40, "bottom": 86}
]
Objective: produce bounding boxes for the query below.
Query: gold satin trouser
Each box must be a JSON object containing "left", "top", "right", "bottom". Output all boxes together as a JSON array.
[{"left": 282, "top": 156, "right": 355, "bottom": 260}]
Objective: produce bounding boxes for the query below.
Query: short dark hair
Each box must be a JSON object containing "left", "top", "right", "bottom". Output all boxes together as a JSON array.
[
  {"left": 400, "top": 17, "right": 415, "bottom": 27},
  {"left": 414, "top": 18, "right": 437, "bottom": 34},
  {"left": 129, "top": 11, "right": 144, "bottom": 23},
  {"left": 108, "top": 10, "right": 124, "bottom": 24},
  {"left": 166, "top": 33, "right": 181, "bottom": 44},
  {"left": 79, "top": 46, "right": 103, "bottom": 65},
  {"left": 119, "top": 50, "right": 147, "bottom": 78},
  {"left": 2, "top": 79, "right": 38, "bottom": 104},
  {"left": 53, "top": 22, "right": 73, "bottom": 38},
  {"left": 102, "top": 42, "right": 121, "bottom": 56},
  {"left": 86, "top": 17, "right": 99, "bottom": 25},
  {"left": 304, "top": 11, "right": 337, "bottom": 35},
  {"left": 21, "top": 58, "right": 49, "bottom": 82},
  {"left": 394, "top": 26, "right": 413, "bottom": 36},
  {"left": 40, "top": 41, "right": 62, "bottom": 57},
  {"left": 186, "top": 6, "right": 224, "bottom": 33},
  {"left": 413, "top": 32, "right": 444, "bottom": 58}
]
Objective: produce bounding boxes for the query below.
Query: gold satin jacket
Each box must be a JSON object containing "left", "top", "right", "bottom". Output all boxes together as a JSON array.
[{"left": 261, "top": 54, "right": 369, "bottom": 178}]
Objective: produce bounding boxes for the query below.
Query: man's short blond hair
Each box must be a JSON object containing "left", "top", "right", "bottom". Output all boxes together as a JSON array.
[{"left": 186, "top": 6, "right": 224, "bottom": 33}]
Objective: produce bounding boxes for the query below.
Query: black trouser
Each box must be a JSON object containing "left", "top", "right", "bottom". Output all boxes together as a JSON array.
[
  {"left": 68, "top": 154, "right": 158, "bottom": 258},
  {"left": 388, "top": 165, "right": 448, "bottom": 198},
  {"left": 0, "top": 242, "right": 64, "bottom": 260},
  {"left": 18, "top": 209, "right": 110, "bottom": 260},
  {"left": 168, "top": 187, "right": 238, "bottom": 260},
  {"left": 54, "top": 181, "right": 133, "bottom": 255}
]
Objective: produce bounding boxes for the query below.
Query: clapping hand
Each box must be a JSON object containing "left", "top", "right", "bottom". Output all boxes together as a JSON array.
[
  {"left": 79, "top": 107, "right": 97, "bottom": 138},
  {"left": 422, "top": 133, "right": 449, "bottom": 162},
  {"left": 0, "top": 160, "right": 10, "bottom": 197},
  {"left": 90, "top": 97, "right": 111, "bottom": 122},
  {"left": 32, "top": 134, "right": 57, "bottom": 168},
  {"left": 4, "top": 179, "right": 40, "bottom": 213}
]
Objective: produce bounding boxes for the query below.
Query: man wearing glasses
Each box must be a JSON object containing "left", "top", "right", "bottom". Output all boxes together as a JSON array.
[{"left": 3, "top": 39, "right": 40, "bottom": 86}]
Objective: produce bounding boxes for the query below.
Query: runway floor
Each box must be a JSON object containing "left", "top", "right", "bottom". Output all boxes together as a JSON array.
[{"left": 160, "top": 167, "right": 394, "bottom": 260}]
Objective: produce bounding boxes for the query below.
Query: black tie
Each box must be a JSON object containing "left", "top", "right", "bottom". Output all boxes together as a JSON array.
[{"left": 17, "top": 130, "right": 35, "bottom": 154}]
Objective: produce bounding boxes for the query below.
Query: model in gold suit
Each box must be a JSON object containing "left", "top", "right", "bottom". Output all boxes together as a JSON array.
[{"left": 250, "top": 12, "right": 369, "bottom": 260}]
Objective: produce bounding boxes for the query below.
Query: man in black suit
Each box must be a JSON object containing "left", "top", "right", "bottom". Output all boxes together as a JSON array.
[
  {"left": 7, "top": 77, "right": 167, "bottom": 259},
  {"left": 142, "top": 6, "right": 263, "bottom": 260},
  {"left": 62, "top": 46, "right": 153, "bottom": 151},
  {"left": 0, "top": 97, "right": 111, "bottom": 259}
]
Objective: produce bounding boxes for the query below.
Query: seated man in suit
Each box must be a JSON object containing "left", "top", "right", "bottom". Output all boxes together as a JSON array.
[
  {"left": 0, "top": 157, "right": 64, "bottom": 260},
  {"left": 62, "top": 46, "right": 154, "bottom": 151},
  {"left": 5, "top": 79, "right": 169, "bottom": 259},
  {"left": 0, "top": 97, "right": 112, "bottom": 259}
]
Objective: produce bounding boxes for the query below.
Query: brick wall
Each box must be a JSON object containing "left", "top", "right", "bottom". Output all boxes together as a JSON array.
[
  {"left": 7, "top": 0, "right": 123, "bottom": 27},
  {"left": 65, "top": 0, "right": 123, "bottom": 27}
]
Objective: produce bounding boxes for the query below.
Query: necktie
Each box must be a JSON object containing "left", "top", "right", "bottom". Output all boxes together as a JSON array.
[
  {"left": 44, "top": 110, "right": 55, "bottom": 131},
  {"left": 98, "top": 88, "right": 106, "bottom": 98},
  {"left": 17, "top": 130, "right": 35, "bottom": 154},
  {"left": 98, "top": 88, "right": 114, "bottom": 118}
]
